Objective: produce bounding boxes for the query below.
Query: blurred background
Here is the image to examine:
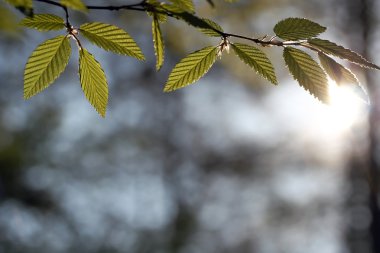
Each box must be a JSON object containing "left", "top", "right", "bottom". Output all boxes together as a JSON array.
[{"left": 0, "top": 0, "right": 379, "bottom": 252}]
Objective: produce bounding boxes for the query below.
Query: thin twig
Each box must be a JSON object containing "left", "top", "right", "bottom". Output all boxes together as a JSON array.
[{"left": 33, "top": 0, "right": 306, "bottom": 49}]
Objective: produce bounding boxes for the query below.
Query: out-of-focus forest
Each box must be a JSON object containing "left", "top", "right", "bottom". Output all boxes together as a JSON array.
[{"left": 0, "top": 0, "right": 379, "bottom": 252}]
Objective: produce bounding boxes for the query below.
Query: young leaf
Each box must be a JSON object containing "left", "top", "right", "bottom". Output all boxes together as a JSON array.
[
  {"left": 198, "top": 19, "right": 223, "bottom": 37},
  {"left": 152, "top": 16, "right": 164, "bottom": 70},
  {"left": 80, "top": 22, "right": 145, "bottom": 60},
  {"left": 79, "top": 48, "right": 108, "bottom": 117},
  {"left": 146, "top": 0, "right": 168, "bottom": 22},
  {"left": 318, "top": 52, "right": 358, "bottom": 85},
  {"left": 164, "top": 46, "right": 217, "bottom": 92},
  {"left": 274, "top": 17, "right": 326, "bottom": 40},
  {"left": 60, "top": 0, "right": 87, "bottom": 12},
  {"left": 20, "top": 14, "right": 65, "bottom": 31},
  {"left": 24, "top": 35, "right": 71, "bottom": 99},
  {"left": 5, "top": 0, "right": 33, "bottom": 17},
  {"left": 308, "top": 38, "right": 380, "bottom": 69},
  {"left": 231, "top": 43, "right": 277, "bottom": 85},
  {"left": 169, "top": 0, "right": 195, "bottom": 13},
  {"left": 283, "top": 47, "right": 329, "bottom": 103}
]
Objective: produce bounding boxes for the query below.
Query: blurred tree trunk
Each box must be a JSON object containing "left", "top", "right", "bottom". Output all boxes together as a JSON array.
[{"left": 344, "top": 0, "right": 380, "bottom": 252}]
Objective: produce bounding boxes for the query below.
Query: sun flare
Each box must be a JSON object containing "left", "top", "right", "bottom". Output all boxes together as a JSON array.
[{"left": 324, "top": 79, "right": 368, "bottom": 133}]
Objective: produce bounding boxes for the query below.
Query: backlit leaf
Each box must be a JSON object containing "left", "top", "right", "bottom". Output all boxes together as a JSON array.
[
  {"left": 274, "top": 17, "right": 326, "bottom": 40},
  {"left": 164, "top": 46, "right": 217, "bottom": 92},
  {"left": 169, "top": 0, "right": 195, "bottom": 13},
  {"left": 308, "top": 38, "right": 380, "bottom": 69},
  {"left": 80, "top": 22, "right": 145, "bottom": 60},
  {"left": 20, "top": 14, "right": 65, "bottom": 31},
  {"left": 318, "top": 52, "right": 358, "bottom": 85},
  {"left": 24, "top": 35, "right": 71, "bottom": 99},
  {"left": 231, "top": 43, "right": 277, "bottom": 84},
  {"left": 60, "top": 0, "right": 87, "bottom": 12},
  {"left": 5, "top": 0, "right": 33, "bottom": 17},
  {"left": 283, "top": 47, "right": 329, "bottom": 103},
  {"left": 79, "top": 48, "right": 108, "bottom": 117},
  {"left": 198, "top": 18, "right": 223, "bottom": 37},
  {"left": 318, "top": 52, "right": 368, "bottom": 102},
  {"left": 152, "top": 15, "right": 164, "bottom": 70}
]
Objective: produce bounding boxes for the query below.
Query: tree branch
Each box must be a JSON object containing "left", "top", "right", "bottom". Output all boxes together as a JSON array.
[{"left": 33, "top": 0, "right": 305, "bottom": 49}]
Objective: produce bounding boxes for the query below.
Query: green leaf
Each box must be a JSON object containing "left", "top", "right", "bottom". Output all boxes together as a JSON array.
[
  {"left": 24, "top": 35, "right": 71, "bottom": 99},
  {"left": 146, "top": 0, "right": 168, "bottom": 22},
  {"left": 198, "top": 18, "right": 223, "bottom": 37},
  {"left": 274, "top": 17, "right": 326, "bottom": 40},
  {"left": 308, "top": 38, "right": 380, "bottom": 69},
  {"left": 60, "top": 0, "right": 87, "bottom": 12},
  {"left": 161, "top": 4, "right": 220, "bottom": 33},
  {"left": 79, "top": 48, "right": 108, "bottom": 117},
  {"left": 169, "top": 0, "right": 195, "bottom": 13},
  {"left": 20, "top": 14, "right": 65, "bottom": 31},
  {"left": 231, "top": 43, "right": 277, "bottom": 85},
  {"left": 164, "top": 46, "right": 217, "bottom": 92},
  {"left": 5, "top": 0, "right": 33, "bottom": 17},
  {"left": 152, "top": 15, "right": 164, "bottom": 70},
  {"left": 318, "top": 52, "right": 358, "bottom": 85},
  {"left": 283, "top": 47, "right": 329, "bottom": 103},
  {"left": 318, "top": 52, "right": 368, "bottom": 102},
  {"left": 80, "top": 22, "right": 145, "bottom": 60},
  {"left": 0, "top": 3, "right": 21, "bottom": 35}
]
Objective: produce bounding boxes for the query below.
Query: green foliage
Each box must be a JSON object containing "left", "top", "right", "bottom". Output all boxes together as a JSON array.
[
  {"left": 9, "top": 0, "right": 380, "bottom": 116},
  {"left": 20, "top": 14, "right": 65, "bottom": 31},
  {"left": 79, "top": 22, "right": 145, "bottom": 60},
  {"left": 24, "top": 35, "right": 71, "bottom": 99},
  {"left": 169, "top": 0, "right": 195, "bottom": 13},
  {"left": 152, "top": 15, "right": 165, "bottom": 70},
  {"left": 308, "top": 38, "right": 380, "bottom": 69},
  {"left": 5, "top": 0, "right": 33, "bottom": 16},
  {"left": 231, "top": 43, "right": 277, "bottom": 85},
  {"left": 60, "top": 0, "right": 87, "bottom": 12},
  {"left": 164, "top": 46, "right": 217, "bottom": 92},
  {"left": 318, "top": 52, "right": 358, "bottom": 85},
  {"left": 0, "top": 3, "right": 21, "bottom": 35},
  {"left": 79, "top": 48, "right": 108, "bottom": 117},
  {"left": 198, "top": 19, "right": 223, "bottom": 37},
  {"left": 274, "top": 18, "right": 326, "bottom": 40},
  {"left": 283, "top": 47, "right": 329, "bottom": 103}
]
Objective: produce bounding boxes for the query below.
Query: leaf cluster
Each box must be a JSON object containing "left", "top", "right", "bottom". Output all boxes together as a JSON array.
[{"left": 5, "top": 0, "right": 380, "bottom": 116}]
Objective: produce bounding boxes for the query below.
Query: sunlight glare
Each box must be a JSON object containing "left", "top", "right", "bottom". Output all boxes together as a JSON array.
[{"left": 323, "top": 79, "right": 367, "bottom": 133}]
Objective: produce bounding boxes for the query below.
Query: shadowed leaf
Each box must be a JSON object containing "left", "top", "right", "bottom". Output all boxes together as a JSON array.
[
  {"left": 60, "top": 0, "right": 87, "bottom": 12},
  {"left": 198, "top": 18, "right": 223, "bottom": 37},
  {"left": 318, "top": 52, "right": 358, "bottom": 85},
  {"left": 318, "top": 52, "right": 368, "bottom": 102},
  {"left": 5, "top": 0, "right": 33, "bottom": 17},
  {"left": 308, "top": 38, "right": 380, "bottom": 69}
]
